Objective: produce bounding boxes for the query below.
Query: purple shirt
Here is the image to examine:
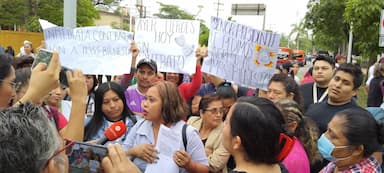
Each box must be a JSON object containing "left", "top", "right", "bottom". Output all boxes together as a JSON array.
[{"left": 124, "top": 84, "right": 145, "bottom": 113}]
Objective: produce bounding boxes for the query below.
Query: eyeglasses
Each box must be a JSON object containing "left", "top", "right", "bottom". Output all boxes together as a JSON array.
[
  {"left": 47, "top": 138, "right": 75, "bottom": 161},
  {"left": 0, "top": 79, "right": 20, "bottom": 90},
  {"left": 204, "top": 108, "right": 225, "bottom": 115}
]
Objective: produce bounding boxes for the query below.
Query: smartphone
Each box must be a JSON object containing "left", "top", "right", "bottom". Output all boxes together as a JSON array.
[
  {"left": 32, "top": 48, "right": 53, "bottom": 69},
  {"left": 60, "top": 66, "right": 72, "bottom": 88},
  {"left": 68, "top": 142, "right": 108, "bottom": 173}
]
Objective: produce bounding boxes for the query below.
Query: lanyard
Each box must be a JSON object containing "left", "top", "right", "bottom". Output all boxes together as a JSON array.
[{"left": 313, "top": 83, "right": 328, "bottom": 103}]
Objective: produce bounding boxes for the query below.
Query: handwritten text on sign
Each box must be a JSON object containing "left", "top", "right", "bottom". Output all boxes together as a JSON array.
[
  {"left": 43, "top": 26, "right": 134, "bottom": 75},
  {"left": 202, "top": 17, "right": 281, "bottom": 89},
  {"left": 135, "top": 18, "right": 200, "bottom": 74}
]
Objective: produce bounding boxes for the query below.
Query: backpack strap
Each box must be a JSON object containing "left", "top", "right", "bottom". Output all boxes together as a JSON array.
[
  {"left": 182, "top": 123, "right": 188, "bottom": 151},
  {"left": 380, "top": 80, "right": 384, "bottom": 101}
]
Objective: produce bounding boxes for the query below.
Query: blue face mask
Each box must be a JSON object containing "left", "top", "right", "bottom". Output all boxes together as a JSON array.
[{"left": 317, "top": 133, "right": 350, "bottom": 162}]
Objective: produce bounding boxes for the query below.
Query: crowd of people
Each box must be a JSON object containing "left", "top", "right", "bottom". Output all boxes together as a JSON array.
[{"left": 1, "top": 39, "right": 384, "bottom": 173}]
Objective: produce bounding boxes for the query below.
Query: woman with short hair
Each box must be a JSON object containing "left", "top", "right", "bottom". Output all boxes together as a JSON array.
[
  {"left": 123, "top": 81, "right": 209, "bottom": 173},
  {"left": 188, "top": 94, "right": 230, "bottom": 173}
]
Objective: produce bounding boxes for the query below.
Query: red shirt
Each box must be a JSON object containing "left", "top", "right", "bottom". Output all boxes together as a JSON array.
[{"left": 178, "top": 65, "right": 202, "bottom": 101}]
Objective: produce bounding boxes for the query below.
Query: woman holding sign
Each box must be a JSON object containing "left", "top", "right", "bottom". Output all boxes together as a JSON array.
[{"left": 123, "top": 81, "right": 209, "bottom": 173}]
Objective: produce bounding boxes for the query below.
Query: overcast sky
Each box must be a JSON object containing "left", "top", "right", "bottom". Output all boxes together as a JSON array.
[{"left": 120, "top": 0, "right": 310, "bottom": 35}]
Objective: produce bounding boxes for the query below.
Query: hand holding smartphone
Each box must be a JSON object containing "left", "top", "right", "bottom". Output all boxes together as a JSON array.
[
  {"left": 32, "top": 48, "right": 53, "bottom": 69},
  {"left": 33, "top": 48, "right": 72, "bottom": 87}
]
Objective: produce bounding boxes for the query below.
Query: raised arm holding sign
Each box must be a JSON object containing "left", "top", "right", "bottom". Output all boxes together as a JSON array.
[{"left": 135, "top": 18, "right": 200, "bottom": 74}]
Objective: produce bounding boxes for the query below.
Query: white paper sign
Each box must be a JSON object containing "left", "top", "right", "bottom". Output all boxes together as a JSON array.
[
  {"left": 202, "top": 17, "right": 281, "bottom": 89},
  {"left": 144, "top": 124, "right": 180, "bottom": 173},
  {"left": 40, "top": 20, "right": 134, "bottom": 75},
  {"left": 135, "top": 18, "right": 200, "bottom": 74}
]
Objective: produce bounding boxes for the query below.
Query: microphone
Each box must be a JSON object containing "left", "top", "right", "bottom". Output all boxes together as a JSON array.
[{"left": 96, "top": 121, "right": 127, "bottom": 145}]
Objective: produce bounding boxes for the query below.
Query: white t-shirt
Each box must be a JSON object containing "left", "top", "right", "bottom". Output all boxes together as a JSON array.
[{"left": 366, "top": 64, "right": 376, "bottom": 86}]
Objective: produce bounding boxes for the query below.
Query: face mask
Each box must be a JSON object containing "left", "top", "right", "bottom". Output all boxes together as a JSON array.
[{"left": 317, "top": 133, "right": 351, "bottom": 162}]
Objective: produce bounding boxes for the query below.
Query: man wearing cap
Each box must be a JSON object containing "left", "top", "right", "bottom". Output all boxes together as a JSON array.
[{"left": 124, "top": 58, "right": 157, "bottom": 116}]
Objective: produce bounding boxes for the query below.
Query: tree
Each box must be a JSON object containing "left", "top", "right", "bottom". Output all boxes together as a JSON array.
[
  {"left": 0, "top": 0, "right": 26, "bottom": 30},
  {"left": 0, "top": 0, "right": 99, "bottom": 31},
  {"left": 344, "top": 0, "right": 384, "bottom": 61},
  {"left": 154, "top": 2, "right": 194, "bottom": 20},
  {"left": 289, "top": 20, "right": 307, "bottom": 49},
  {"left": 304, "top": 0, "right": 349, "bottom": 54},
  {"left": 153, "top": 2, "right": 209, "bottom": 46},
  {"left": 305, "top": 0, "right": 384, "bottom": 63}
]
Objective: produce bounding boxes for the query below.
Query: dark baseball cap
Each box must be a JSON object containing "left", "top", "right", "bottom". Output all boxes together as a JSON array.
[{"left": 136, "top": 58, "right": 158, "bottom": 72}]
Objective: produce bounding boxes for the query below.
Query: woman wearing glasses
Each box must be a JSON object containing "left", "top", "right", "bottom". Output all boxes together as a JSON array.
[
  {"left": 0, "top": 52, "right": 61, "bottom": 109},
  {"left": 0, "top": 53, "right": 17, "bottom": 108},
  {"left": 187, "top": 94, "right": 230, "bottom": 173}
]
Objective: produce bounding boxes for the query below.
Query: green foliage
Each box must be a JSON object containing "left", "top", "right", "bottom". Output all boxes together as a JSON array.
[
  {"left": 76, "top": 0, "right": 100, "bottom": 27},
  {"left": 305, "top": 0, "right": 349, "bottom": 53},
  {"left": 280, "top": 34, "right": 289, "bottom": 47},
  {"left": 199, "top": 24, "right": 209, "bottom": 46},
  {"left": 153, "top": 2, "right": 194, "bottom": 20},
  {"left": 344, "top": 0, "right": 384, "bottom": 60},
  {"left": 153, "top": 2, "right": 209, "bottom": 46},
  {"left": 288, "top": 20, "right": 312, "bottom": 52},
  {"left": 103, "top": 0, "right": 114, "bottom": 5},
  {"left": 0, "top": 0, "right": 26, "bottom": 29},
  {"left": 111, "top": 21, "right": 130, "bottom": 31},
  {"left": 0, "top": 0, "right": 99, "bottom": 31},
  {"left": 305, "top": 0, "right": 384, "bottom": 61}
]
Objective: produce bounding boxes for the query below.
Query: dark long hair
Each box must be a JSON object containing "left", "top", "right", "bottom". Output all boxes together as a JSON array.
[
  {"left": 84, "top": 82, "right": 136, "bottom": 141},
  {"left": 336, "top": 108, "right": 384, "bottom": 157},
  {"left": 0, "top": 54, "right": 13, "bottom": 82},
  {"left": 230, "top": 102, "right": 280, "bottom": 164}
]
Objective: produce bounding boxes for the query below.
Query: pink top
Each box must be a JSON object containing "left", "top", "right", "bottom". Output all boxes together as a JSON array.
[{"left": 282, "top": 138, "right": 310, "bottom": 173}]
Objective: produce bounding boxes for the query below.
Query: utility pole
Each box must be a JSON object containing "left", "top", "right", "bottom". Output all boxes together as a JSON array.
[
  {"left": 64, "top": 0, "right": 76, "bottom": 28},
  {"left": 136, "top": 0, "right": 146, "bottom": 18},
  {"left": 347, "top": 22, "right": 353, "bottom": 63},
  {"left": 214, "top": 0, "right": 223, "bottom": 17}
]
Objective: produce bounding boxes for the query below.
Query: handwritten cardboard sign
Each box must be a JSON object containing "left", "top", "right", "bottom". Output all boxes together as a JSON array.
[
  {"left": 202, "top": 17, "right": 281, "bottom": 89},
  {"left": 135, "top": 18, "right": 200, "bottom": 74},
  {"left": 40, "top": 19, "right": 134, "bottom": 75}
]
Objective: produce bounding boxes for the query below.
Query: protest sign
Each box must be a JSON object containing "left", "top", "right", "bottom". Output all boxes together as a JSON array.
[
  {"left": 202, "top": 17, "right": 280, "bottom": 89},
  {"left": 40, "top": 20, "right": 134, "bottom": 75},
  {"left": 135, "top": 18, "right": 200, "bottom": 74}
]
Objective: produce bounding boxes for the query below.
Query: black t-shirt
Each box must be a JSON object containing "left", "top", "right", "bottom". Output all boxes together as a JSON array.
[
  {"left": 367, "top": 77, "right": 384, "bottom": 107},
  {"left": 300, "top": 82, "right": 328, "bottom": 112},
  {"left": 305, "top": 100, "right": 359, "bottom": 134}
]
